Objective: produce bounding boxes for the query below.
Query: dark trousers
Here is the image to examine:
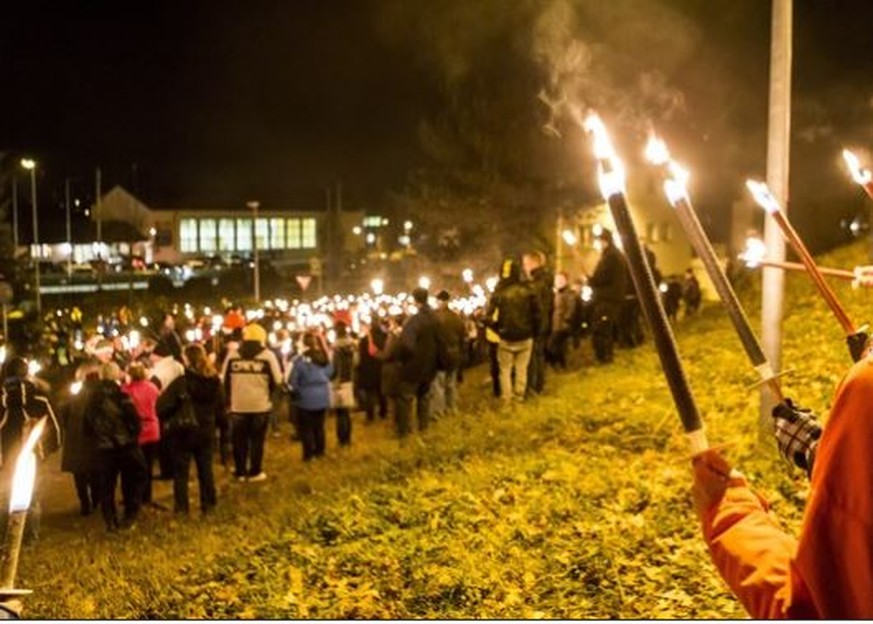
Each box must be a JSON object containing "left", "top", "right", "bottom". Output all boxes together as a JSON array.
[
  {"left": 98, "top": 446, "right": 147, "bottom": 530},
  {"left": 548, "top": 330, "right": 571, "bottom": 369},
  {"left": 488, "top": 342, "right": 501, "bottom": 398},
  {"left": 140, "top": 441, "right": 160, "bottom": 504},
  {"left": 231, "top": 412, "right": 269, "bottom": 477},
  {"left": 593, "top": 301, "right": 620, "bottom": 363},
  {"left": 335, "top": 408, "right": 351, "bottom": 446},
  {"left": 361, "top": 389, "right": 388, "bottom": 421},
  {"left": 527, "top": 337, "right": 547, "bottom": 394},
  {"left": 298, "top": 408, "right": 326, "bottom": 460},
  {"left": 169, "top": 432, "right": 216, "bottom": 513},
  {"left": 158, "top": 435, "right": 173, "bottom": 479},
  {"left": 394, "top": 380, "right": 431, "bottom": 438},
  {"left": 73, "top": 471, "right": 100, "bottom": 515},
  {"left": 217, "top": 418, "right": 231, "bottom": 466}
]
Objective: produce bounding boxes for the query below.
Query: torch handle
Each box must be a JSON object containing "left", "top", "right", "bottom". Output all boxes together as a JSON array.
[
  {"left": 758, "top": 259, "right": 855, "bottom": 281},
  {"left": 607, "top": 193, "right": 707, "bottom": 446},
  {"left": 0, "top": 512, "right": 26, "bottom": 590},
  {"left": 674, "top": 199, "right": 783, "bottom": 403},
  {"left": 864, "top": 182, "right": 873, "bottom": 202},
  {"left": 771, "top": 211, "right": 856, "bottom": 335}
]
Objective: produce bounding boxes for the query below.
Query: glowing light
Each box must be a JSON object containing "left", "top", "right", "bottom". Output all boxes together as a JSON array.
[
  {"left": 843, "top": 149, "right": 872, "bottom": 185},
  {"left": 418, "top": 276, "right": 431, "bottom": 290},
  {"left": 27, "top": 360, "right": 41, "bottom": 377},
  {"left": 366, "top": 233, "right": 376, "bottom": 244},
  {"left": 140, "top": 316, "right": 149, "bottom": 327},
  {"left": 645, "top": 133, "right": 690, "bottom": 206},
  {"left": 9, "top": 418, "right": 47, "bottom": 512},
  {"left": 0, "top": 346, "right": 6, "bottom": 365},
  {"left": 583, "top": 113, "right": 625, "bottom": 199},
  {"left": 581, "top": 285, "right": 593, "bottom": 302},
  {"left": 746, "top": 180, "right": 781, "bottom": 214},
  {"left": 404, "top": 220, "right": 413, "bottom": 231},
  {"left": 70, "top": 381, "right": 82, "bottom": 396},
  {"left": 370, "top": 278, "right": 384, "bottom": 295},
  {"left": 353, "top": 226, "right": 362, "bottom": 236},
  {"left": 740, "top": 237, "right": 768, "bottom": 268},
  {"left": 659, "top": 282, "right": 668, "bottom": 293},
  {"left": 184, "top": 329, "right": 196, "bottom": 342},
  {"left": 486, "top": 276, "right": 498, "bottom": 292},
  {"left": 128, "top": 330, "right": 140, "bottom": 350},
  {"left": 20, "top": 158, "right": 35, "bottom": 171},
  {"left": 462, "top": 269, "right": 474, "bottom": 283},
  {"left": 562, "top": 229, "right": 578, "bottom": 246},
  {"left": 644, "top": 134, "right": 670, "bottom": 165},
  {"left": 149, "top": 227, "right": 157, "bottom": 237}
]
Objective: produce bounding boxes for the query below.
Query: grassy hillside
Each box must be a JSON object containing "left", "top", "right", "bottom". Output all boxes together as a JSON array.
[{"left": 20, "top": 241, "right": 873, "bottom": 618}]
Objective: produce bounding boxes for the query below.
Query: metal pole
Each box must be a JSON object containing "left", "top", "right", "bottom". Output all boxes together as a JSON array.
[
  {"left": 2, "top": 303, "right": 7, "bottom": 341},
  {"left": 760, "top": 0, "right": 792, "bottom": 435},
  {"left": 555, "top": 206, "right": 564, "bottom": 274},
  {"left": 0, "top": 512, "right": 26, "bottom": 589},
  {"left": 29, "top": 169, "right": 40, "bottom": 315},
  {"left": 248, "top": 200, "right": 260, "bottom": 303},
  {"left": 95, "top": 167, "right": 103, "bottom": 291},
  {"left": 65, "top": 177, "right": 72, "bottom": 277},
  {"left": 11, "top": 175, "right": 18, "bottom": 250}
]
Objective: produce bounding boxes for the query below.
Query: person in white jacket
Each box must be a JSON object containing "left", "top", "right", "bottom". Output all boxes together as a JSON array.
[{"left": 221, "top": 323, "right": 282, "bottom": 482}]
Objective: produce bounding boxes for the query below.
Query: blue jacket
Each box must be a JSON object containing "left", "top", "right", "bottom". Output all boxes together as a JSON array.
[{"left": 288, "top": 355, "right": 334, "bottom": 412}]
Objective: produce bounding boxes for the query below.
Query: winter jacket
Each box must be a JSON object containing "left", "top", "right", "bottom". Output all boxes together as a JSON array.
[
  {"left": 151, "top": 355, "right": 185, "bottom": 393},
  {"left": 699, "top": 356, "right": 873, "bottom": 618},
  {"left": 289, "top": 354, "right": 334, "bottom": 412},
  {"left": 157, "top": 369, "right": 224, "bottom": 446},
  {"left": 392, "top": 306, "right": 440, "bottom": 385},
  {"left": 434, "top": 306, "right": 466, "bottom": 371},
  {"left": 486, "top": 281, "right": 541, "bottom": 343},
  {"left": 589, "top": 245, "right": 628, "bottom": 304},
  {"left": 528, "top": 266, "right": 555, "bottom": 337},
  {"left": 332, "top": 337, "right": 357, "bottom": 384},
  {"left": 0, "top": 376, "right": 61, "bottom": 464},
  {"left": 552, "top": 287, "right": 577, "bottom": 335},
  {"left": 84, "top": 380, "right": 141, "bottom": 454},
  {"left": 357, "top": 326, "right": 387, "bottom": 391},
  {"left": 121, "top": 379, "right": 160, "bottom": 445},
  {"left": 221, "top": 340, "right": 283, "bottom": 414},
  {"left": 60, "top": 379, "right": 101, "bottom": 474}
]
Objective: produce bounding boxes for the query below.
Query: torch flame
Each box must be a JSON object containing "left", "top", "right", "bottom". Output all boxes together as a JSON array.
[
  {"left": 842, "top": 149, "right": 872, "bottom": 186},
  {"left": 9, "top": 418, "right": 47, "bottom": 513},
  {"left": 740, "top": 237, "right": 768, "bottom": 268},
  {"left": 582, "top": 113, "right": 626, "bottom": 198},
  {"left": 746, "top": 180, "right": 781, "bottom": 214},
  {"left": 644, "top": 134, "right": 670, "bottom": 166}
]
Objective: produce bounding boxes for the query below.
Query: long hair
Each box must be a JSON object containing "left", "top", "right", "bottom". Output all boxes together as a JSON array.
[
  {"left": 185, "top": 343, "right": 217, "bottom": 378},
  {"left": 302, "top": 332, "right": 329, "bottom": 366}
]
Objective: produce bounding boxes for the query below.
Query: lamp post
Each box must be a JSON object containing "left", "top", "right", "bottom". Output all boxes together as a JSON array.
[
  {"left": 247, "top": 200, "right": 260, "bottom": 303},
  {"left": 20, "top": 159, "right": 40, "bottom": 315}
]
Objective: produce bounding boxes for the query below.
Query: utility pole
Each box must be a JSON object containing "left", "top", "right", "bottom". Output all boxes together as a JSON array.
[
  {"left": 247, "top": 200, "right": 261, "bottom": 302},
  {"left": 65, "top": 177, "right": 72, "bottom": 277},
  {"left": 95, "top": 167, "right": 103, "bottom": 290},
  {"left": 11, "top": 175, "right": 18, "bottom": 250},
  {"left": 555, "top": 206, "right": 564, "bottom": 273},
  {"left": 760, "top": 0, "right": 792, "bottom": 437}
]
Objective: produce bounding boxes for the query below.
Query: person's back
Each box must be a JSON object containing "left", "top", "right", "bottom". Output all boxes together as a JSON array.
[
  {"left": 493, "top": 281, "right": 537, "bottom": 342},
  {"left": 434, "top": 305, "right": 466, "bottom": 372}
]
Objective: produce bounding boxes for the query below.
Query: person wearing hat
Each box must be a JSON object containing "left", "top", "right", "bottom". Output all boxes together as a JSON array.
[
  {"left": 587, "top": 228, "right": 628, "bottom": 364},
  {"left": 432, "top": 290, "right": 466, "bottom": 416},
  {"left": 389, "top": 287, "right": 440, "bottom": 437},
  {"left": 221, "top": 322, "right": 282, "bottom": 481}
]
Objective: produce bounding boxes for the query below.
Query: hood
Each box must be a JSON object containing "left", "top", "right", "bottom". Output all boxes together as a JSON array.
[
  {"left": 185, "top": 369, "right": 220, "bottom": 399},
  {"left": 240, "top": 340, "right": 265, "bottom": 359}
]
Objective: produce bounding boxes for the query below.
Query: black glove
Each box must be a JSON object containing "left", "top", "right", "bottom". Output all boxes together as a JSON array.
[
  {"left": 771, "top": 398, "right": 822, "bottom": 476},
  {"left": 847, "top": 328, "right": 870, "bottom": 363}
]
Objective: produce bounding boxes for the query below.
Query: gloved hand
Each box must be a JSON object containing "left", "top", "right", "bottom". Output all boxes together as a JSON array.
[
  {"left": 691, "top": 448, "right": 745, "bottom": 519},
  {"left": 771, "top": 398, "right": 822, "bottom": 476},
  {"left": 846, "top": 327, "right": 870, "bottom": 362}
]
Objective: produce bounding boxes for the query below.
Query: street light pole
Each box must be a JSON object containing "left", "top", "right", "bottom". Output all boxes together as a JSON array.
[
  {"left": 247, "top": 200, "right": 260, "bottom": 303},
  {"left": 20, "top": 159, "right": 40, "bottom": 315},
  {"left": 65, "top": 177, "right": 72, "bottom": 278}
]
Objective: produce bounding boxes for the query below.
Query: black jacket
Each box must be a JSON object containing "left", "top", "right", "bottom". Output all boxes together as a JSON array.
[
  {"left": 487, "top": 280, "right": 541, "bottom": 342},
  {"left": 589, "top": 245, "right": 628, "bottom": 305},
  {"left": 528, "top": 267, "right": 555, "bottom": 337},
  {"left": 357, "top": 326, "right": 387, "bottom": 391},
  {"left": 393, "top": 307, "right": 440, "bottom": 385},
  {"left": 434, "top": 307, "right": 466, "bottom": 371},
  {"left": 84, "top": 380, "right": 141, "bottom": 454},
  {"left": 60, "top": 379, "right": 101, "bottom": 473}
]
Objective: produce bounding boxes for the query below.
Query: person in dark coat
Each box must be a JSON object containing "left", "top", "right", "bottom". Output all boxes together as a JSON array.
[
  {"left": 157, "top": 343, "right": 220, "bottom": 515},
  {"left": 86, "top": 362, "right": 147, "bottom": 531},
  {"left": 548, "top": 272, "right": 577, "bottom": 369},
  {"left": 390, "top": 288, "right": 439, "bottom": 437},
  {"left": 331, "top": 322, "right": 356, "bottom": 447},
  {"left": 432, "top": 290, "right": 466, "bottom": 416},
  {"left": 683, "top": 268, "right": 702, "bottom": 316},
  {"left": 588, "top": 228, "right": 628, "bottom": 363},
  {"left": 522, "top": 251, "right": 554, "bottom": 395},
  {"left": 60, "top": 361, "right": 102, "bottom": 516},
  {"left": 357, "top": 320, "right": 388, "bottom": 422}
]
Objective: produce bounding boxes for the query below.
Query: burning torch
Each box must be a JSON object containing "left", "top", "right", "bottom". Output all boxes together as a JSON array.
[
  {"left": 584, "top": 114, "right": 708, "bottom": 454},
  {"left": 646, "top": 136, "right": 783, "bottom": 402},
  {"left": 842, "top": 149, "right": 873, "bottom": 201},
  {"left": 741, "top": 237, "right": 857, "bottom": 281},
  {"left": 0, "top": 417, "right": 47, "bottom": 595},
  {"left": 746, "top": 180, "right": 869, "bottom": 361}
]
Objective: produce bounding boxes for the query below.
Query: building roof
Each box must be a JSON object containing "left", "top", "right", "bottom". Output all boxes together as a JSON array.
[{"left": 16, "top": 217, "right": 146, "bottom": 245}]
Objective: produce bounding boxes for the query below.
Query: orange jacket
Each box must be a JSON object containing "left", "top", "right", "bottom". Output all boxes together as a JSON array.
[{"left": 700, "top": 357, "right": 873, "bottom": 618}]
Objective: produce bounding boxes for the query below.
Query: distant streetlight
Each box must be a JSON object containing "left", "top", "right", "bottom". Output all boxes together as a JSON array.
[
  {"left": 403, "top": 220, "right": 413, "bottom": 231},
  {"left": 418, "top": 276, "right": 431, "bottom": 290},
  {"left": 370, "top": 278, "right": 384, "bottom": 295},
  {"left": 247, "top": 200, "right": 261, "bottom": 302},
  {"left": 352, "top": 226, "right": 362, "bottom": 236},
  {"left": 20, "top": 159, "right": 40, "bottom": 314},
  {"left": 462, "top": 268, "right": 474, "bottom": 284},
  {"left": 562, "top": 229, "right": 578, "bottom": 246}
]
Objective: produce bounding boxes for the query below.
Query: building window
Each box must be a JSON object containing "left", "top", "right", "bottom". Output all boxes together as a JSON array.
[
  {"left": 199, "top": 219, "right": 217, "bottom": 253},
  {"left": 363, "top": 216, "right": 382, "bottom": 228},
  {"left": 286, "top": 219, "right": 301, "bottom": 249},
  {"left": 270, "top": 218, "right": 285, "bottom": 250},
  {"left": 255, "top": 218, "right": 270, "bottom": 250},
  {"left": 302, "top": 218, "right": 316, "bottom": 249},
  {"left": 180, "top": 218, "right": 198, "bottom": 253},
  {"left": 218, "top": 219, "right": 235, "bottom": 251},
  {"left": 236, "top": 218, "right": 252, "bottom": 252}
]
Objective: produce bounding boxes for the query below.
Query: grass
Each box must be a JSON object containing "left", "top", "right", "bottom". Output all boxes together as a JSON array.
[{"left": 19, "top": 240, "right": 873, "bottom": 618}]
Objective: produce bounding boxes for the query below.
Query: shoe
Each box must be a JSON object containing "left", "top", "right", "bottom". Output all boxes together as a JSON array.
[{"left": 248, "top": 472, "right": 267, "bottom": 482}]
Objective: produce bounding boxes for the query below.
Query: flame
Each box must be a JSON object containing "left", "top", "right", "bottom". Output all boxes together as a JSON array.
[
  {"left": 842, "top": 149, "right": 872, "bottom": 185},
  {"left": 583, "top": 113, "right": 626, "bottom": 198},
  {"left": 746, "top": 180, "right": 781, "bottom": 214},
  {"left": 644, "top": 134, "right": 670, "bottom": 165},
  {"left": 562, "top": 229, "right": 578, "bottom": 246},
  {"left": 740, "top": 237, "right": 768, "bottom": 268},
  {"left": 664, "top": 162, "right": 691, "bottom": 206},
  {"left": 9, "top": 418, "right": 47, "bottom": 512}
]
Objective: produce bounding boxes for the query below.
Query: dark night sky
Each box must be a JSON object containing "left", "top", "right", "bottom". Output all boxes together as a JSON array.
[{"left": 3, "top": 1, "right": 873, "bottom": 247}]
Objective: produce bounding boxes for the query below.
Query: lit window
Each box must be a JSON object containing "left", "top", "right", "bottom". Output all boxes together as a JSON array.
[
  {"left": 269, "top": 218, "right": 285, "bottom": 249},
  {"left": 286, "top": 219, "right": 301, "bottom": 249},
  {"left": 218, "top": 219, "right": 235, "bottom": 251},
  {"left": 363, "top": 216, "right": 382, "bottom": 228},
  {"left": 302, "top": 218, "right": 317, "bottom": 248},
  {"left": 199, "top": 219, "right": 217, "bottom": 252},
  {"left": 180, "top": 218, "right": 198, "bottom": 253},
  {"left": 255, "top": 218, "right": 269, "bottom": 250},
  {"left": 236, "top": 218, "right": 252, "bottom": 251}
]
